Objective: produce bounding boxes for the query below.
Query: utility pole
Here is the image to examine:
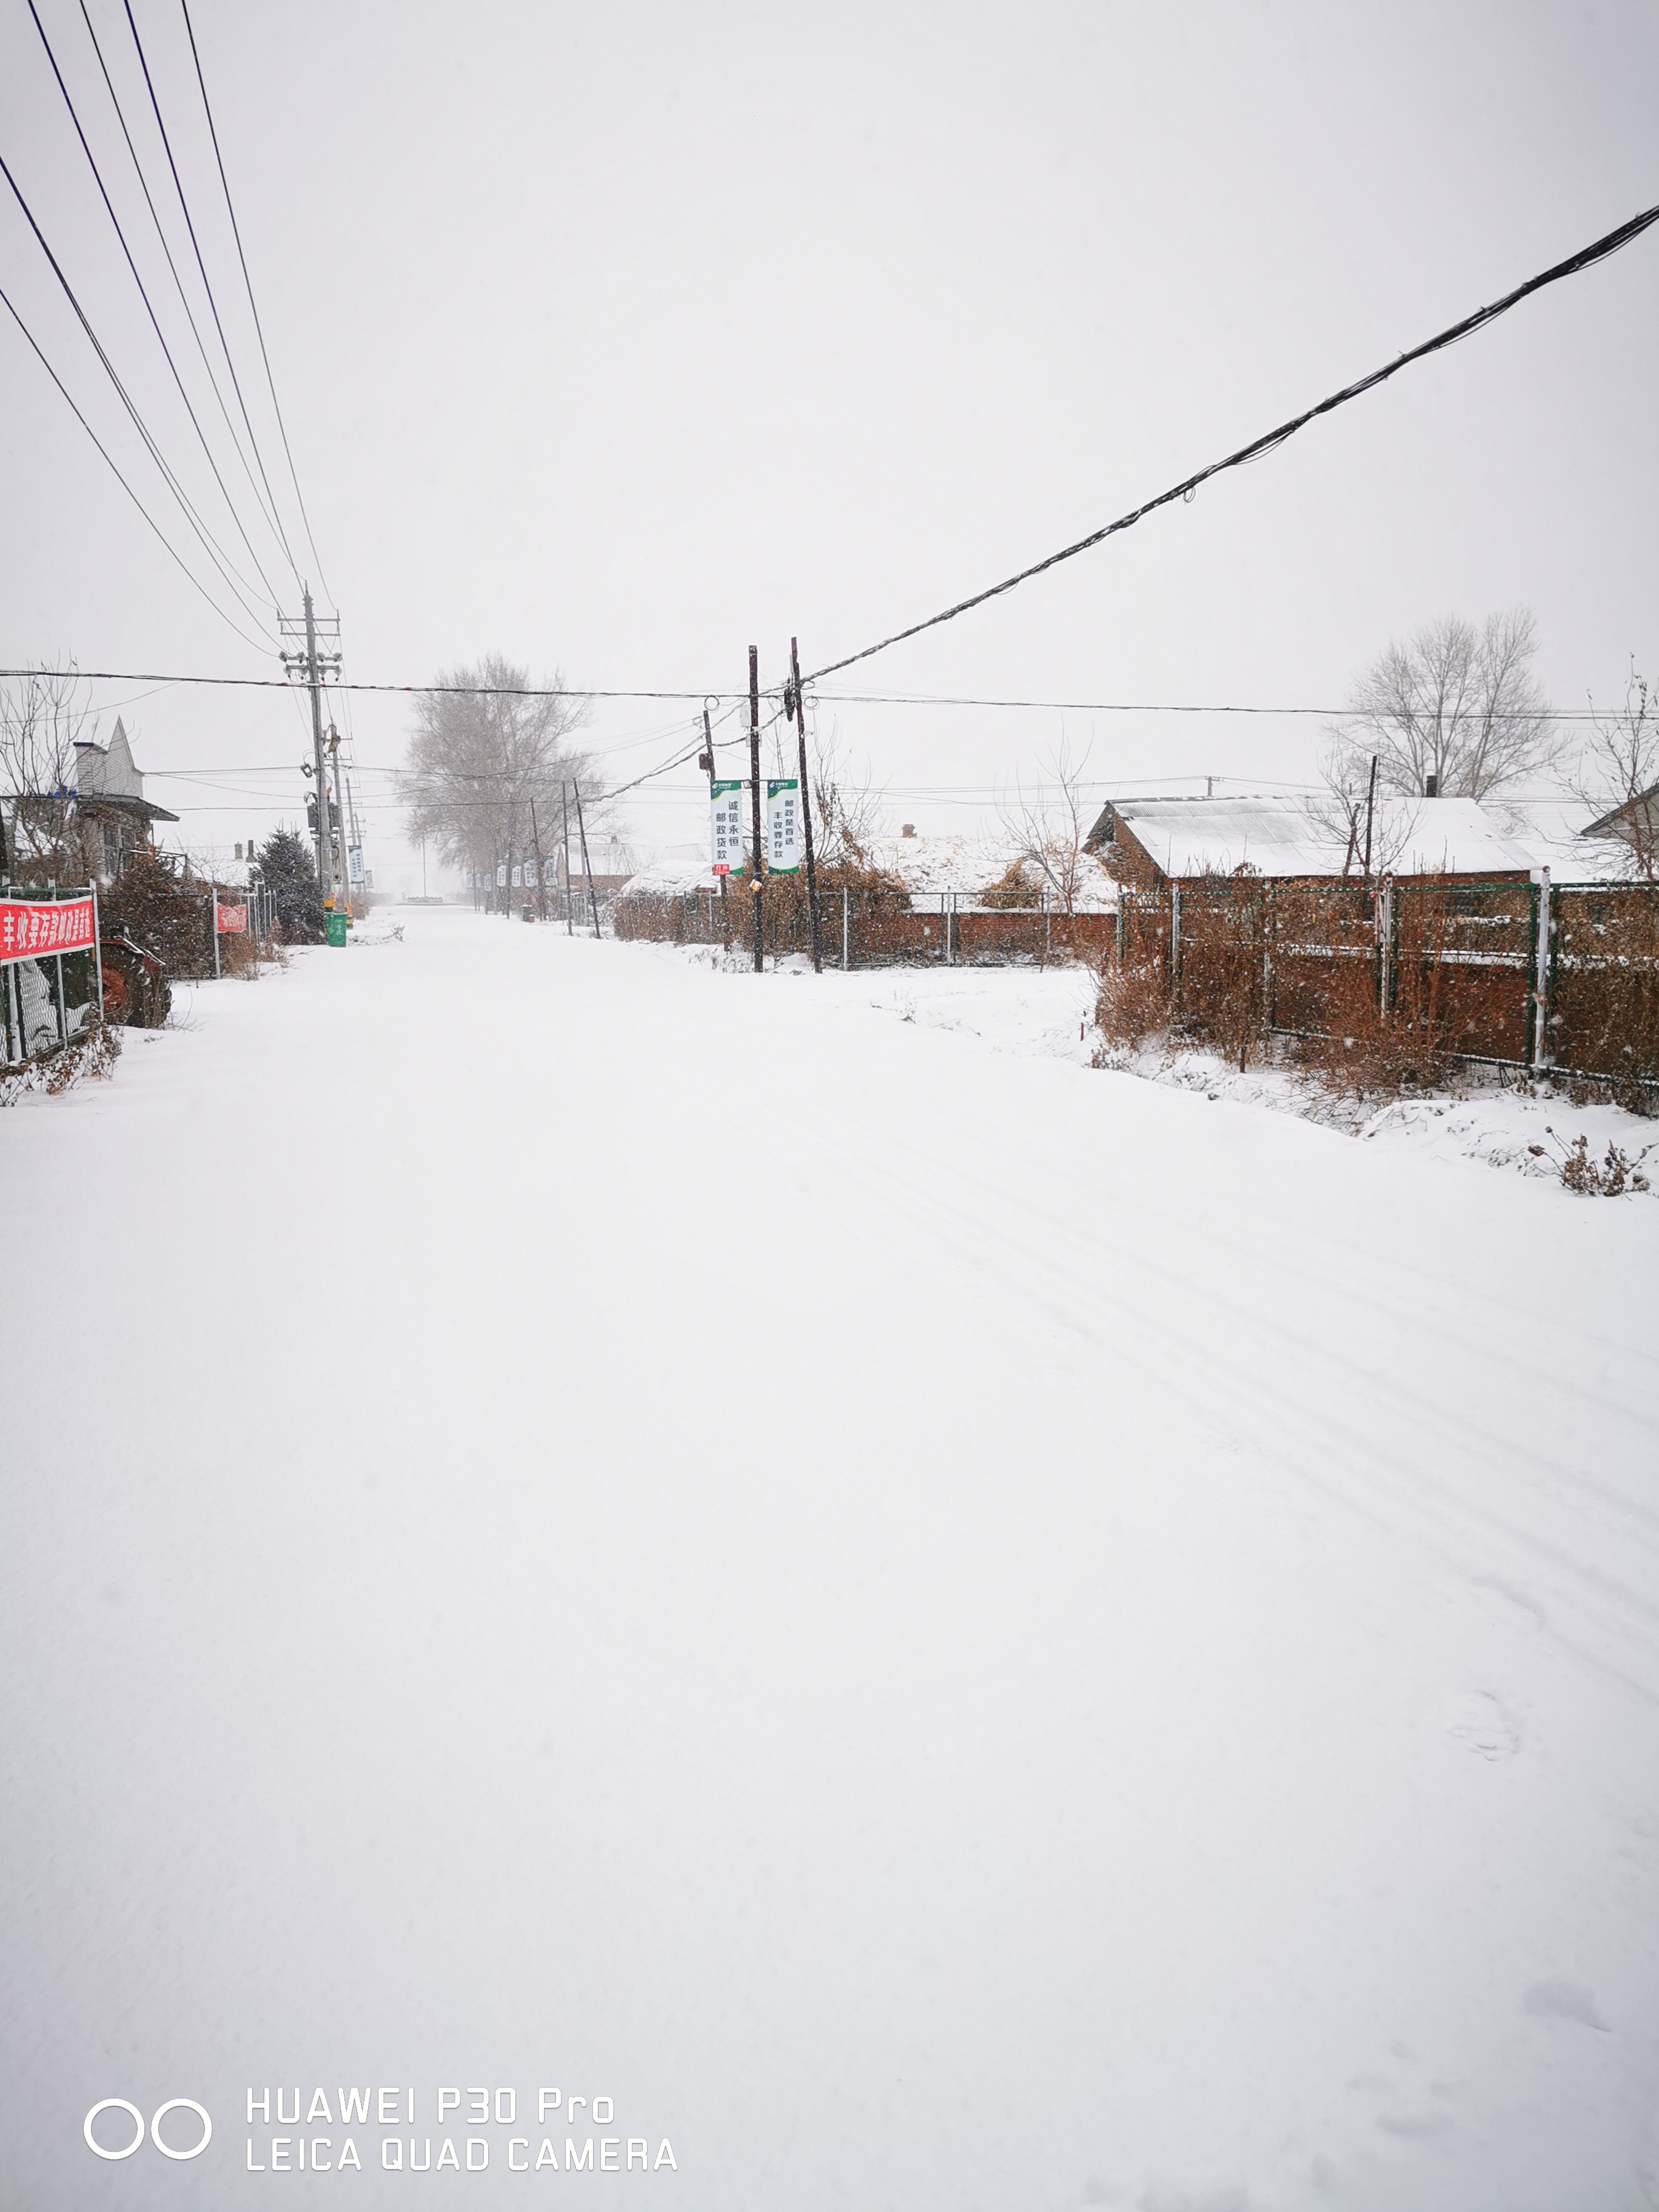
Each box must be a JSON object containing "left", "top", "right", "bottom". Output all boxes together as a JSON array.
[
  {"left": 345, "top": 770, "right": 363, "bottom": 899},
  {"left": 789, "top": 637, "right": 822, "bottom": 973},
  {"left": 1361, "top": 754, "right": 1379, "bottom": 885},
  {"left": 572, "top": 782, "right": 601, "bottom": 937},
  {"left": 561, "top": 783, "right": 574, "bottom": 936},
  {"left": 327, "top": 728, "right": 349, "bottom": 915},
  {"left": 530, "top": 797, "right": 549, "bottom": 922},
  {"left": 748, "top": 645, "right": 763, "bottom": 973},
  {"left": 702, "top": 706, "right": 731, "bottom": 953},
  {"left": 308, "top": 598, "right": 332, "bottom": 905},
  {"left": 280, "top": 586, "right": 341, "bottom": 906}
]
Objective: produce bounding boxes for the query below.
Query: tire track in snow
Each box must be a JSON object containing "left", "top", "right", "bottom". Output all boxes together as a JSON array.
[{"left": 788, "top": 1083, "right": 1659, "bottom": 1698}]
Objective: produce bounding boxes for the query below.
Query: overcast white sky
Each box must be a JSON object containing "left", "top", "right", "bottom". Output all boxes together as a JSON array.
[{"left": 2, "top": 0, "right": 1655, "bottom": 891}]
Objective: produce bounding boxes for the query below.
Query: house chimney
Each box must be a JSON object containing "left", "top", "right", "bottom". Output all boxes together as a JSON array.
[
  {"left": 1425, "top": 774, "right": 1439, "bottom": 798},
  {"left": 901, "top": 823, "right": 916, "bottom": 838}
]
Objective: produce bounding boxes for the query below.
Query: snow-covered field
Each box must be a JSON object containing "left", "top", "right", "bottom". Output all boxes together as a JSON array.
[{"left": 4, "top": 907, "right": 1657, "bottom": 2211}]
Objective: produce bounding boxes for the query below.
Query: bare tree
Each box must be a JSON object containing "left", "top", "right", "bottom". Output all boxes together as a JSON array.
[
  {"left": 1309, "top": 742, "right": 1374, "bottom": 878},
  {"left": 1309, "top": 742, "right": 1419, "bottom": 877},
  {"left": 400, "top": 657, "right": 601, "bottom": 890},
  {"left": 1575, "top": 659, "right": 1657, "bottom": 880},
  {"left": 996, "top": 736, "right": 1093, "bottom": 913},
  {"left": 1331, "top": 609, "right": 1557, "bottom": 800},
  {"left": 808, "top": 720, "right": 884, "bottom": 870},
  {"left": 0, "top": 665, "right": 102, "bottom": 883}
]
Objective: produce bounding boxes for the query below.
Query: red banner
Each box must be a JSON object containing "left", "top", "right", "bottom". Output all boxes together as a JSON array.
[
  {"left": 0, "top": 894, "right": 95, "bottom": 967},
  {"left": 215, "top": 903, "right": 248, "bottom": 934}
]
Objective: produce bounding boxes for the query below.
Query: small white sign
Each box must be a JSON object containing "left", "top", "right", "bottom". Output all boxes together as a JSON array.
[
  {"left": 711, "top": 780, "right": 747, "bottom": 876},
  {"left": 525, "top": 858, "right": 538, "bottom": 886},
  {"left": 512, "top": 863, "right": 523, "bottom": 888},
  {"left": 496, "top": 863, "right": 507, "bottom": 888},
  {"left": 766, "top": 779, "right": 801, "bottom": 874}
]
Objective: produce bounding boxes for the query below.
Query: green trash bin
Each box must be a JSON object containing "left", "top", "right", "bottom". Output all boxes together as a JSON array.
[{"left": 326, "top": 912, "right": 348, "bottom": 947}]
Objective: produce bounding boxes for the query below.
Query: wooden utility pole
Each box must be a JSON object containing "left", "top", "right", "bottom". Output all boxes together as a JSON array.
[
  {"left": 529, "top": 797, "right": 549, "bottom": 922},
  {"left": 561, "top": 783, "right": 574, "bottom": 936},
  {"left": 572, "top": 782, "right": 602, "bottom": 937},
  {"left": 748, "top": 645, "right": 763, "bottom": 973},
  {"left": 790, "top": 636, "right": 822, "bottom": 973},
  {"left": 1361, "top": 754, "right": 1379, "bottom": 884},
  {"left": 705, "top": 707, "right": 731, "bottom": 953}
]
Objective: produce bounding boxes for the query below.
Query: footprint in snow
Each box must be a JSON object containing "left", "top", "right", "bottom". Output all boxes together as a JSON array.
[
  {"left": 1446, "top": 1689, "right": 1521, "bottom": 1758},
  {"left": 1522, "top": 1979, "right": 1610, "bottom": 2031}
]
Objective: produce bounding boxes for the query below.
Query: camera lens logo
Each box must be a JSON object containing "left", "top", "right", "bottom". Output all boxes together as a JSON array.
[{"left": 84, "top": 2100, "right": 212, "bottom": 2161}]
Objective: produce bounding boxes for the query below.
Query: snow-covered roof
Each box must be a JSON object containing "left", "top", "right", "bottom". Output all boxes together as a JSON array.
[
  {"left": 617, "top": 839, "right": 720, "bottom": 899},
  {"left": 71, "top": 717, "right": 144, "bottom": 799},
  {"left": 1108, "top": 795, "right": 1537, "bottom": 880},
  {"left": 861, "top": 833, "right": 1118, "bottom": 908},
  {"left": 1492, "top": 798, "right": 1645, "bottom": 883}
]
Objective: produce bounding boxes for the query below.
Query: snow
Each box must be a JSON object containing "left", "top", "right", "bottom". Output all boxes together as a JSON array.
[
  {"left": 4, "top": 910, "right": 1658, "bottom": 2210},
  {"left": 1493, "top": 797, "right": 1641, "bottom": 883},
  {"left": 1108, "top": 794, "right": 1538, "bottom": 880},
  {"left": 860, "top": 830, "right": 1119, "bottom": 907}
]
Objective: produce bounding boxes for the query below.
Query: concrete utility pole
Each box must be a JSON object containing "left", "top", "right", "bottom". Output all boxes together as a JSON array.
[
  {"left": 748, "top": 645, "right": 763, "bottom": 973},
  {"left": 327, "top": 729, "right": 349, "bottom": 912},
  {"left": 305, "top": 592, "right": 332, "bottom": 902},
  {"left": 280, "top": 586, "right": 342, "bottom": 905}
]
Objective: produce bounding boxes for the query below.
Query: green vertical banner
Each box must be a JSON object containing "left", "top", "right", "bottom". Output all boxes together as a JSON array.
[
  {"left": 766, "top": 779, "right": 801, "bottom": 874},
  {"left": 711, "top": 780, "right": 746, "bottom": 875}
]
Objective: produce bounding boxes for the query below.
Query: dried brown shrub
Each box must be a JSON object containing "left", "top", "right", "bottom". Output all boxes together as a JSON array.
[
  {"left": 99, "top": 850, "right": 215, "bottom": 979},
  {"left": 1552, "top": 885, "right": 1659, "bottom": 1107},
  {"left": 1170, "top": 873, "right": 1270, "bottom": 1071},
  {"left": 1286, "top": 883, "right": 1455, "bottom": 1094},
  {"left": 979, "top": 859, "right": 1041, "bottom": 909},
  {"left": 1095, "top": 897, "right": 1172, "bottom": 1046}
]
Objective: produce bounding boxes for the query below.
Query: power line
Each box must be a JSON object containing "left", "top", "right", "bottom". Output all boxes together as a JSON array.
[
  {"left": 75, "top": 0, "right": 295, "bottom": 574},
  {"left": 0, "top": 146, "right": 279, "bottom": 638},
  {"left": 803, "top": 200, "right": 1659, "bottom": 686},
  {"left": 179, "top": 0, "right": 332, "bottom": 609},
  {"left": 124, "top": 0, "right": 301, "bottom": 589},
  {"left": 0, "top": 281, "right": 275, "bottom": 654},
  {"left": 26, "top": 0, "right": 281, "bottom": 608},
  {"left": 0, "top": 668, "right": 744, "bottom": 700},
  {"left": 813, "top": 690, "right": 1606, "bottom": 719},
  {"left": 0, "top": 666, "right": 1610, "bottom": 722}
]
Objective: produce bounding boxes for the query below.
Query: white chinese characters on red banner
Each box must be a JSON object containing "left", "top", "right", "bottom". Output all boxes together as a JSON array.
[
  {"left": 0, "top": 896, "right": 95, "bottom": 967},
  {"left": 215, "top": 903, "right": 249, "bottom": 934}
]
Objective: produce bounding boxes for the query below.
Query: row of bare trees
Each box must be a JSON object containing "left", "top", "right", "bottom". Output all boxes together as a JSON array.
[
  {"left": 986, "top": 609, "right": 1655, "bottom": 896},
  {"left": 398, "top": 655, "right": 607, "bottom": 886},
  {"left": 1318, "top": 608, "right": 1656, "bottom": 879}
]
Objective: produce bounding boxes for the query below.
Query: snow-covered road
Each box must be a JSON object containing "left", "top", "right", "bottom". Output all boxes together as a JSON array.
[{"left": 5, "top": 909, "right": 1657, "bottom": 2210}]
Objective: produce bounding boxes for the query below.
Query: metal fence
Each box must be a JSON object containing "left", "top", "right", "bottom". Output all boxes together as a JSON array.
[
  {"left": 2, "top": 880, "right": 278, "bottom": 1064},
  {"left": 1, "top": 884, "right": 103, "bottom": 1065},
  {"left": 614, "top": 885, "right": 1119, "bottom": 969},
  {"left": 1115, "top": 871, "right": 1658, "bottom": 1082}
]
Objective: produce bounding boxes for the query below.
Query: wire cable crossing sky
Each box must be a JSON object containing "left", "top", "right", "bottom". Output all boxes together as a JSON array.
[{"left": 803, "top": 200, "right": 1659, "bottom": 686}]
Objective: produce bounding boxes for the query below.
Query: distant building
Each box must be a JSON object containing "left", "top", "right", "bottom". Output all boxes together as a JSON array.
[
  {"left": 67, "top": 719, "right": 178, "bottom": 882},
  {"left": 1084, "top": 793, "right": 1537, "bottom": 885},
  {"left": 1580, "top": 782, "right": 1658, "bottom": 876}
]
